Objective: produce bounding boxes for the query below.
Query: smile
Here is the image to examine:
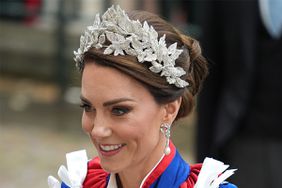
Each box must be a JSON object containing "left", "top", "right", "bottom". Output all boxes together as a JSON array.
[
  {"left": 100, "top": 144, "right": 123, "bottom": 151},
  {"left": 99, "top": 144, "right": 125, "bottom": 157}
]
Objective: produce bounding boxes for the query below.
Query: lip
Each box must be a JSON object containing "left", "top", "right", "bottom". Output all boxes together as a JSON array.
[{"left": 98, "top": 143, "right": 126, "bottom": 157}]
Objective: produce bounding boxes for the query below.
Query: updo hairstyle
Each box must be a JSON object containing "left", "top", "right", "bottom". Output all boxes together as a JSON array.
[{"left": 82, "top": 10, "right": 208, "bottom": 121}]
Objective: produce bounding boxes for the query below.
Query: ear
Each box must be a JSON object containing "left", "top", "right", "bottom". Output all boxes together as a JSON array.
[{"left": 162, "top": 97, "right": 182, "bottom": 124}]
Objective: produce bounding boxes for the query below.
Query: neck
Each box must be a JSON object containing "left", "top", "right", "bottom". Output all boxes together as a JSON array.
[{"left": 117, "top": 135, "right": 167, "bottom": 188}]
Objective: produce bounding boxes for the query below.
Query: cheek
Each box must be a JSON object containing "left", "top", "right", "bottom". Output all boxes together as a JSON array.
[
  {"left": 123, "top": 115, "right": 161, "bottom": 150},
  {"left": 126, "top": 126, "right": 160, "bottom": 163},
  {"left": 136, "top": 109, "right": 162, "bottom": 137},
  {"left": 135, "top": 109, "right": 163, "bottom": 149}
]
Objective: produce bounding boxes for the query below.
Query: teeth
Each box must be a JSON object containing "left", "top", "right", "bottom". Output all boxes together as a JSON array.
[{"left": 100, "top": 144, "right": 123, "bottom": 151}]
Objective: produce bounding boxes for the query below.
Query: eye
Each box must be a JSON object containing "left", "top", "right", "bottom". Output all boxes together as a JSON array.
[
  {"left": 111, "top": 106, "right": 130, "bottom": 116},
  {"left": 80, "top": 103, "right": 93, "bottom": 112}
]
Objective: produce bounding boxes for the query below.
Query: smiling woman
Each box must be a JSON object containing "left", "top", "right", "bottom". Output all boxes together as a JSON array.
[
  {"left": 81, "top": 63, "right": 173, "bottom": 177},
  {"left": 48, "top": 5, "right": 237, "bottom": 188}
]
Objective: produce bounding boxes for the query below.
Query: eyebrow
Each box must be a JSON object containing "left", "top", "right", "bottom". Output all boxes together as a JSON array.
[
  {"left": 103, "top": 98, "right": 135, "bottom": 106},
  {"left": 80, "top": 95, "right": 135, "bottom": 106},
  {"left": 80, "top": 95, "right": 91, "bottom": 104}
]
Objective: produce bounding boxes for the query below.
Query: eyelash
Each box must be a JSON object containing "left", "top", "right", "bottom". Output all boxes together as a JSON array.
[
  {"left": 80, "top": 103, "right": 131, "bottom": 116},
  {"left": 80, "top": 103, "right": 93, "bottom": 112},
  {"left": 111, "top": 106, "right": 131, "bottom": 116}
]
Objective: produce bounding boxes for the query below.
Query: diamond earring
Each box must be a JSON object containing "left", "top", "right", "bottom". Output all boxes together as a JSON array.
[{"left": 160, "top": 123, "right": 171, "bottom": 155}]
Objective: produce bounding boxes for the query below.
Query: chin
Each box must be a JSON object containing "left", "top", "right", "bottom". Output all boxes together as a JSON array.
[{"left": 100, "top": 160, "right": 123, "bottom": 173}]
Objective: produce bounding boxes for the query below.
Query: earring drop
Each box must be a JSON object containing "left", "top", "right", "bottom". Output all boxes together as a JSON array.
[{"left": 160, "top": 123, "right": 171, "bottom": 155}]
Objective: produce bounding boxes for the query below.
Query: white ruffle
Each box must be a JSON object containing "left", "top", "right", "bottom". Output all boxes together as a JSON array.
[
  {"left": 48, "top": 150, "right": 88, "bottom": 188},
  {"left": 194, "top": 157, "right": 237, "bottom": 188}
]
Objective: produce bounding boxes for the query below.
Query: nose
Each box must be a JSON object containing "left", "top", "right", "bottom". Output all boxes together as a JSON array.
[
  {"left": 82, "top": 112, "right": 112, "bottom": 139},
  {"left": 91, "top": 121, "right": 112, "bottom": 139}
]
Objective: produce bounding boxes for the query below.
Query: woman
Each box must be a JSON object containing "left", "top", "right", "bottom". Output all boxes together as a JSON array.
[{"left": 48, "top": 5, "right": 237, "bottom": 188}]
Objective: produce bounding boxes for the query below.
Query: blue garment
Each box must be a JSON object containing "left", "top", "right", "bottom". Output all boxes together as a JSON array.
[
  {"left": 149, "top": 150, "right": 237, "bottom": 188},
  {"left": 61, "top": 182, "right": 69, "bottom": 188},
  {"left": 60, "top": 148, "right": 237, "bottom": 187},
  {"left": 150, "top": 150, "right": 190, "bottom": 187},
  {"left": 220, "top": 182, "right": 237, "bottom": 188}
]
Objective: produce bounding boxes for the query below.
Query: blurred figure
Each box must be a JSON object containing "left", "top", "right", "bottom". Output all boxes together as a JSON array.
[
  {"left": 192, "top": 0, "right": 282, "bottom": 187},
  {"left": 24, "top": 0, "right": 42, "bottom": 24},
  {"left": 0, "top": 0, "right": 41, "bottom": 25}
]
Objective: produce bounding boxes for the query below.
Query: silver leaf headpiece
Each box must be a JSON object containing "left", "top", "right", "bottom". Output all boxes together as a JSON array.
[{"left": 74, "top": 5, "right": 189, "bottom": 88}]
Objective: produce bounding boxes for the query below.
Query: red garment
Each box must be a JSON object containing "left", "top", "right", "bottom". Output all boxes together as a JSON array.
[
  {"left": 83, "top": 143, "right": 202, "bottom": 188},
  {"left": 83, "top": 157, "right": 109, "bottom": 188},
  {"left": 180, "top": 164, "right": 202, "bottom": 188}
]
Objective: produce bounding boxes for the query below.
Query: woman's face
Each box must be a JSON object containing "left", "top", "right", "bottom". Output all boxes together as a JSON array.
[{"left": 81, "top": 62, "right": 167, "bottom": 173}]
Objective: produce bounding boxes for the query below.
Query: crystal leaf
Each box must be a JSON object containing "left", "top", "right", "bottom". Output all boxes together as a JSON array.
[{"left": 73, "top": 5, "right": 189, "bottom": 88}]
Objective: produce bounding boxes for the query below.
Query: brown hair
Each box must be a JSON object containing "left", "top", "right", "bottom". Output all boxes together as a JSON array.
[{"left": 82, "top": 10, "right": 208, "bottom": 121}]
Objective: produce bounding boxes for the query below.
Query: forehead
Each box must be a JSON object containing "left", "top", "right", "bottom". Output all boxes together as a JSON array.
[{"left": 81, "top": 63, "right": 154, "bottom": 103}]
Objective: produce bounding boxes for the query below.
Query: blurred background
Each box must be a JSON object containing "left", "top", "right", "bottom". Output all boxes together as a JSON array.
[
  {"left": 0, "top": 0, "right": 199, "bottom": 187},
  {"left": 1, "top": 0, "right": 282, "bottom": 187}
]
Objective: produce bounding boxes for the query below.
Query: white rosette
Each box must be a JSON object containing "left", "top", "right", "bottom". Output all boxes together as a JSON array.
[
  {"left": 194, "top": 157, "right": 237, "bottom": 188},
  {"left": 48, "top": 150, "right": 88, "bottom": 188}
]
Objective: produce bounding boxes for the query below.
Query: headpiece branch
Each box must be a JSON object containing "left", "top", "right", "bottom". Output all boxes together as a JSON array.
[{"left": 74, "top": 5, "right": 189, "bottom": 88}]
